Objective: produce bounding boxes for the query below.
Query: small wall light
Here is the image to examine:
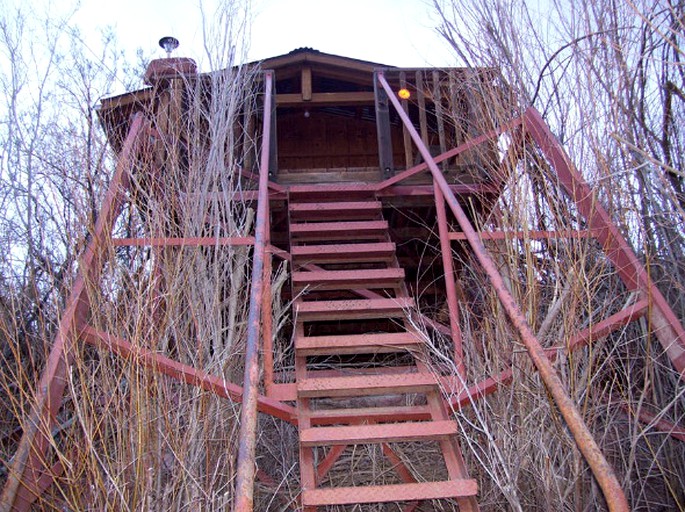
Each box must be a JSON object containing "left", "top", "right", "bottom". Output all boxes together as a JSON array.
[{"left": 398, "top": 88, "right": 411, "bottom": 100}]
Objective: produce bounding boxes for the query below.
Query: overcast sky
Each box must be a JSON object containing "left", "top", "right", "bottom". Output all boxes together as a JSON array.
[{"left": 72, "top": 0, "right": 457, "bottom": 72}]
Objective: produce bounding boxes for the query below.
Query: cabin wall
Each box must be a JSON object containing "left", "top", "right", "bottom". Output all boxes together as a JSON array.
[{"left": 275, "top": 107, "right": 405, "bottom": 183}]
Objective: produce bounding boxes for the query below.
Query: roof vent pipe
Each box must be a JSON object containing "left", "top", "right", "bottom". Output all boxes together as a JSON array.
[{"left": 159, "top": 36, "right": 180, "bottom": 58}]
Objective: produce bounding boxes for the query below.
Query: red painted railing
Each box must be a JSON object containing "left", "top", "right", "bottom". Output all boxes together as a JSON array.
[
  {"left": 376, "top": 70, "right": 630, "bottom": 512},
  {"left": 234, "top": 69, "right": 275, "bottom": 512}
]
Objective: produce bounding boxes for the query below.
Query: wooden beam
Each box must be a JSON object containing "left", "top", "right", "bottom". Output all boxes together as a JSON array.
[
  {"left": 301, "top": 66, "right": 312, "bottom": 101},
  {"left": 416, "top": 70, "right": 429, "bottom": 146},
  {"left": 374, "top": 72, "right": 394, "bottom": 178},
  {"left": 432, "top": 70, "right": 447, "bottom": 170},
  {"left": 276, "top": 91, "right": 375, "bottom": 106},
  {"left": 400, "top": 71, "right": 413, "bottom": 168}
]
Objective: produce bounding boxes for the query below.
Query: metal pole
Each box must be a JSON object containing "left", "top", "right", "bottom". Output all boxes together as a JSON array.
[
  {"left": 234, "top": 70, "right": 274, "bottom": 512},
  {"left": 377, "top": 71, "right": 629, "bottom": 512},
  {"left": 433, "top": 183, "right": 466, "bottom": 379}
]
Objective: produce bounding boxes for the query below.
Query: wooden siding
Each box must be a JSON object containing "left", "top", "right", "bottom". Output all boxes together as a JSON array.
[{"left": 277, "top": 106, "right": 403, "bottom": 174}]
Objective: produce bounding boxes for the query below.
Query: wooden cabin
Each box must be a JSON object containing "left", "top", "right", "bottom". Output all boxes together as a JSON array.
[
  {"left": 98, "top": 48, "right": 502, "bottom": 186},
  {"left": 96, "top": 47, "right": 507, "bottom": 338}
]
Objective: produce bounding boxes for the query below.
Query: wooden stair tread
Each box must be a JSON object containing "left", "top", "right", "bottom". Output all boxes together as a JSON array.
[
  {"left": 292, "top": 268, "right": 404, "bottom": 290},
  {"left": 290, "top": 220, "right": 387, "bottom": 231},
  {"left": 296, "top": 331, "right": 421, "bottom": 356},
  {"left": 302, "top": 480, "right": 478, "bottom": 506},
  {"left": 291, "top": 242, "right": 396, "bottom": 263},
  {"left": 310, "top": 404, "right": 433, "bottom": 424},
  {"left": 301, "top": 420, "right": 457, "bottom": 446},
  {"left": 298, "top": 372, "right": 437, "bottom": 398},
  {"left": 296, "top": 297, "right": 413, "bottom": 321},
  {"left": 289, "top": 201, "right": 382, "bottom": 221},
  {"left": 290, "top": 221, "right": 389, "bottom": 243},
  {"left": 288, "top": 184, "right": 375, "bottom": 195}
]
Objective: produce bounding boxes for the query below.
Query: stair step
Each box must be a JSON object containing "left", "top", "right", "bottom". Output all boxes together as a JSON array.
[
  {"left": 310, "top": 404, "right": 433, "bottom": 425},
  {"left": 290, "top": 220, "right": 388, "bottom": 241},
  {"left": 300, "top": 420, "right": 457, "bottom": 446},
  {"left": 289, "top": 201, "right": 382, "bottom": 221},
  {"left": 291, "top": 242, "right": 396, "bottom": 264},
  {"left": 296, "top": 297, "right": 413, "bottom": 322},
  {"left": 302, "top": 480, "right": 478, "bottom": 506},
  {"left": 288, "top": 184, "right": 375, "bottom": 199},
  {"left": 292, "top": 268, "right": 404, "bottom": 291},
  {"left": 296, "top": 332, "right": 421, "bottom": 356},
  {"left": 298, "top": 372, "right": 437, "bottom": 398}
]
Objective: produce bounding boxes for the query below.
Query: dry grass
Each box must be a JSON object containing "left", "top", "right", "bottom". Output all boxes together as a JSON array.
[
  {"left": 1, "top": 1, "right": 684, "bottom": 510},
  {"left": 407, "top": 82, "right": 685, "bottom": 509},
  {"left": 0, "top": 2, "right": 284, "bottom": 509}
]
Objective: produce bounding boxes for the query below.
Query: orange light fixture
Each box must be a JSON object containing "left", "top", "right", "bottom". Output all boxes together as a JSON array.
[{"left": 398, "top": 88, "right": 411, "bottom": 99}]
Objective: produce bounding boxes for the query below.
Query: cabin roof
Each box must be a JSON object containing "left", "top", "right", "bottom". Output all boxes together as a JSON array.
[
  {"left": 98, "top": 48, "right": 391, "bottom": 112},
  {"left": 96, "top": 48, "right": 397, "bottom": 148},
  {"left": 256, "top": 47, "right": 393, "bottom": 72}
]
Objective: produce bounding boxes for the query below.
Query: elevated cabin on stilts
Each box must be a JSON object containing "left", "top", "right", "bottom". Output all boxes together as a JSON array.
[
  {"left": 94, "top": 47, "right": 509, "bottom": 510},
  {"left": 97, "top": 47, "right": 506, "bottom": 330},
  {"left": 7, "top": 45, "right": 683, "bottom": 512}
]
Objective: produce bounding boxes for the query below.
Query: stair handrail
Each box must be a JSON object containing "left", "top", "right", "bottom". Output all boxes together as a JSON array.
[
  {"left": 234, "top": 69, "right": 275, "bottom": 512},
  {"left": 376, "top": 70, "right": 630, "bottom": 512}
]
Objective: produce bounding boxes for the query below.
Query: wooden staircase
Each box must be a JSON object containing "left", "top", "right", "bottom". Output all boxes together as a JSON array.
[{"left": 288, "top": 188, "right": 479, "bottom": 510}]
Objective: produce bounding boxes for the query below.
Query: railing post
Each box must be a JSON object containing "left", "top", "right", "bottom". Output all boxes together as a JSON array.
[
  {"left": 433, "top": 183, "right": 466, "bottom": 380},
  {"left": 374, "top": 70, "right": 394, "bottom": 179},
  {"left": 234, "top": 70, "right": 274, "bottom": 512}
]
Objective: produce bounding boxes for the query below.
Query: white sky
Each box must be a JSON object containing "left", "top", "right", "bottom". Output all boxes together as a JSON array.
[{"left": 72, "top": 0, "right": 457, "bottom": 72}]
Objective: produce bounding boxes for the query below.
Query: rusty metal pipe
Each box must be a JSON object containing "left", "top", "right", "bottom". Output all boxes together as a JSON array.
[
  {"left": 234, "top": 70, "right": 274, "bottom": 512},
  {"left": 377, "top": 71, "right": 629, "bottom": 512},
  {"left": 433, "top": 183, "right": 466, "bottom": 379}
]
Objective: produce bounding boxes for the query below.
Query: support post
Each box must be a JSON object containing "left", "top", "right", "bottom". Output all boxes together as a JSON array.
[
  {"left": 268, "top": 72, "right": 278, "bottom": 178},
  {"left": 434, "top": 184, "right": 466, "bottom": 380},
  {"left": 374, "top": 70, "right": 394, "bottom": 179}
]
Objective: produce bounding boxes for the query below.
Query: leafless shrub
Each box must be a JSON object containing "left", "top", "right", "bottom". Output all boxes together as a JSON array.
[
  {"left": 407, "top": 2, "right": 685, "bottom": 509},
  {"left": 0, "top": 1, "right": 304, "bottom": 509}
]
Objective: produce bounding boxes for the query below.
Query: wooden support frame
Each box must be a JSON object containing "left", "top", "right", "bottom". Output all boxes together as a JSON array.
[
  {"left": 266, "top": 70, "right": 278, "bottom": 178},
  {"left": 399, "top": 71, "right": 413, "bottom": 168},
  {"left": 301, "top": 66, "right": 312, "bottom": 101}
]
